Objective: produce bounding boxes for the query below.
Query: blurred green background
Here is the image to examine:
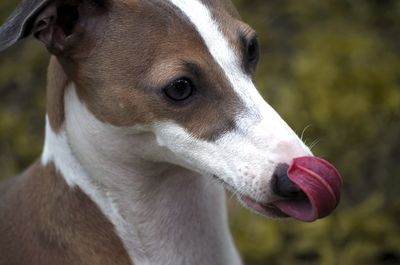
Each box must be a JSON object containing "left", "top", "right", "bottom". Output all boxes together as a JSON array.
[{"left": 0, "top": 1, "right": 399, "bottom": 265}]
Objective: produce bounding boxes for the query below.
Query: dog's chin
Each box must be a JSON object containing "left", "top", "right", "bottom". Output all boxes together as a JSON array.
[{"left": 237, "top": 195, "right": 289, "bottom": 219}]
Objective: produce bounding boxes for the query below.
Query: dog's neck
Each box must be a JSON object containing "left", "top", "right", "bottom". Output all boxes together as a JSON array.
[{"left": 42, "top": 82, "right": 241, "bottom": 265}]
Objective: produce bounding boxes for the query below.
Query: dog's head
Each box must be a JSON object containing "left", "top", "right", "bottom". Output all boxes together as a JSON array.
[{"left": 0, "top": 0, "right": 342, "bottom": 222}]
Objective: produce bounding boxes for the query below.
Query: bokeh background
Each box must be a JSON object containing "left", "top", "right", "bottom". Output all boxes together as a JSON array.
[{"left": 0, "top": 1, "right": 399, "bottom": 265}]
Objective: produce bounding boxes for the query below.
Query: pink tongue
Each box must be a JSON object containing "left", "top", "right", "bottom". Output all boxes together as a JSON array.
[{"left": 273, "top": 157, "right": 343, "bottom": 222}]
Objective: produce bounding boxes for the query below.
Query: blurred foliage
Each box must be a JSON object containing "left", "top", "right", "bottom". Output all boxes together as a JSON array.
[
  {"left": 0, "top": 1, "right": 48, "bottom": 176},
  {"left": 0, "top": 0, "right": 400, "bottom": 265}
]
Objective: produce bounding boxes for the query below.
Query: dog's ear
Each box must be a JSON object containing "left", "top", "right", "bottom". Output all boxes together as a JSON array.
[
  {"left": 0, "top": 0, "right": 51, "bottom": 51},
  {"left": 0, "top": 0, "right": 107, "bottom": 55}
]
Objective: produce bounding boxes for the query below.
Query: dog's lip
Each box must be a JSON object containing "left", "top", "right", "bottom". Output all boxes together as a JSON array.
[{"left": 238, "top": 195, "right": 289, "bottom": 218}]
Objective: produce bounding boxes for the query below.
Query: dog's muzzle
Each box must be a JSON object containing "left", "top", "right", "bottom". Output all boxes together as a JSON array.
[{"left": 241, "top": 156, "right": 343, "bottom": 222}]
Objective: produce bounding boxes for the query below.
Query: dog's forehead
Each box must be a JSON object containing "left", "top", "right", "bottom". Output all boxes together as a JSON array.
[
  {"left": 95, "top": 0, "right": 245, "bottom": 89},
  {"left": 118, "top": 0, "right": 242, "bottom": 34},
  {"left": 183, "top": 0, "right": 240, "bottom": 19},
  {"left": 123, "top": 0, "right": 239, "bottom": 15}
]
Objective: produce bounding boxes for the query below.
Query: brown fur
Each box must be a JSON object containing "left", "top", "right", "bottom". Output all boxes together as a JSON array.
[
  {"left": 0, "top": 162, "right": 132, "bottom": 265},
  {"left": 47, "top": 56, "right": 68, "bottom": 133}
]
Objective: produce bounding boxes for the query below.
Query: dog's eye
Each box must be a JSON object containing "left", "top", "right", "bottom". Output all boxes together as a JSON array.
[
  {"left": 164, "top": 79, "right": 193, "bottom": 101},
  {"left": 247, "top": 37, "right": 259, "bottom": 65}
]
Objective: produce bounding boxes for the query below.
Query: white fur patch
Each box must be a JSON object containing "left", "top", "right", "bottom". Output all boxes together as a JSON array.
[
  {"left": 42, "top": 85, "right": 242, "bottom": 265},
  {"left": 41, "top": 116, "right": 147, "bottom": 263}
]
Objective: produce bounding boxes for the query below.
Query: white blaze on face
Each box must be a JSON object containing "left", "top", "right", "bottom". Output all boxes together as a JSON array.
[{"left": 152, "top": 0, "right": 313, "bottom": 202}]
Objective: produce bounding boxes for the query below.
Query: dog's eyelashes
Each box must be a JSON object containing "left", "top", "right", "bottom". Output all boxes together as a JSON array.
[{"left": 164, "top": 78, "right": 194, "bottom": 102}]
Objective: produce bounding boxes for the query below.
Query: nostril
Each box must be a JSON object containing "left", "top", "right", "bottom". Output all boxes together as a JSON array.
[{"left": 273, "top": 163, "right": 307, "bottom": 199}]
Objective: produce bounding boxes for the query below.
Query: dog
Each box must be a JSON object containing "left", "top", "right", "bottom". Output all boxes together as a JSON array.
[{"left": 0, "top": 0, "right": 342, "bottom": 264}]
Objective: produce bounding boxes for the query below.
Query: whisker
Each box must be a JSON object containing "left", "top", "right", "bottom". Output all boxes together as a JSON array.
[
  {"left": 228, "top": 182, "right": 247, "bottom": 202},
  {"left": 300, "top": 124, "right": 312, "bottom": 142},
  {"left": 309, "top": 138, "right": 321, "bottom": 150}
]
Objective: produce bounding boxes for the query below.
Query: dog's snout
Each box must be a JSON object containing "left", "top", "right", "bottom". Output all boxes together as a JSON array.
[{"left": 273, "top": 163, "right": 306, "bottom": 199}]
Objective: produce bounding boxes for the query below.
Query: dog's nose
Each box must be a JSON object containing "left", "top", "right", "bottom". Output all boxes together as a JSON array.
[{"left": 273, "top": 164, "right": 306, "bottom": 199}]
